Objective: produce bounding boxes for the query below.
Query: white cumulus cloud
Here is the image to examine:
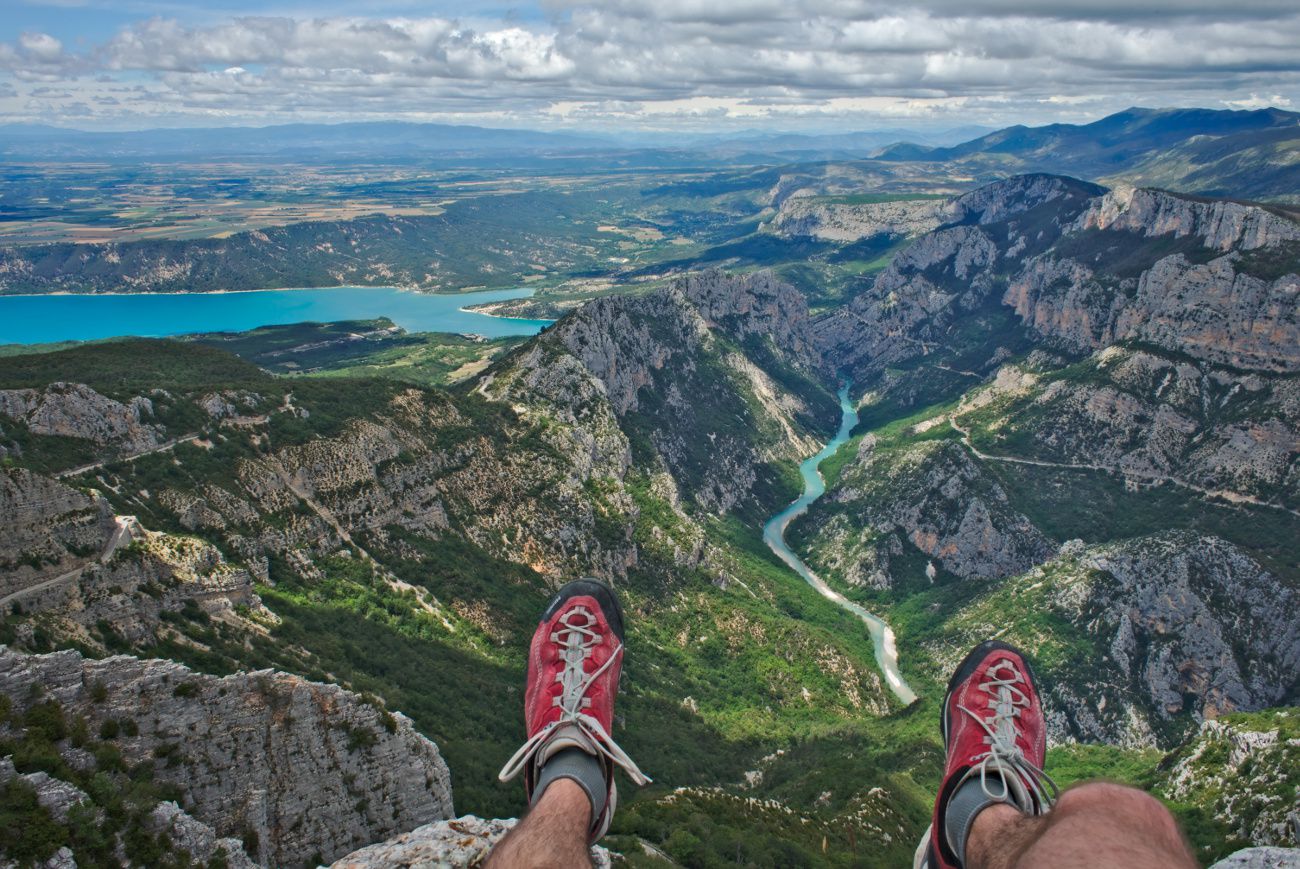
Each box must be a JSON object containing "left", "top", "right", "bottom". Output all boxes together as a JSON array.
[{"left": 0, "top": 1, "right": 1297, "bottom": 128}]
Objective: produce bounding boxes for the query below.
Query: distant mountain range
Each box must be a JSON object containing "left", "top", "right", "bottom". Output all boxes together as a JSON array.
[
  {"left": 0, "top": 120, "right": 987, "bottom": 164},
  {"left": 5, "top": 106, "right": 1293, "bottom": 200},
  {"left": 875, "top": 107, "right": 1300, "bottom": 201},
  {"left": 877, "top": 107, "right": 1298, "bottom": 168}
]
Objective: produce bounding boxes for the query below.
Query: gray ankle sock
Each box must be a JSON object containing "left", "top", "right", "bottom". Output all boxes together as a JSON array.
[
  {"left": 533, "top": 748, "right": 607, "bottom": 821},
  {"left": 944, "top": 775, "right": 1006, "bottom": 866}
]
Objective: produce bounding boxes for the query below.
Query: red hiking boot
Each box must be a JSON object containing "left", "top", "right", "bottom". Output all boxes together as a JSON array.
[
  {"left": 915, "top": 640, "right": 1057, "bottom": 869},
  {"left": 498, "top": 578, "right": 649, "bottom": 842}
]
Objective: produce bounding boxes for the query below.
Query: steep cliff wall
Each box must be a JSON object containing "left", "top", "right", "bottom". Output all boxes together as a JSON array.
[
  {"left": 927, "top": 533, "right": 1299, "bottom": 748},
  {"left": 817, "top": 175, "right": 1300, "bottom": 379},
  {"left": 763, "top": 196, "right": 946, "bottom": 242},
  {"left": 0, "top": 647, "right": 454, "bottom": 866}
]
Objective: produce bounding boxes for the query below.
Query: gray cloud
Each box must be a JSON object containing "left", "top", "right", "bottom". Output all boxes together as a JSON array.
[{"left": 1, "top": 2, "right": 1298, "bottom": 129}]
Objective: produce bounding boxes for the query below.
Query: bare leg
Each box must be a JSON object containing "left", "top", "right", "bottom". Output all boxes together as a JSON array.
[
  {"left": 965, "top": 783, "right": 1197, "bottom": 869},
  {"left": 484, "top": 778, "right": 594, "bottom": 869}
]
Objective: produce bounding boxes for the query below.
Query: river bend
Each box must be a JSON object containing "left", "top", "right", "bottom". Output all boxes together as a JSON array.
[{"left": 762, "top": 385, "right": 918, "bottom": 705}]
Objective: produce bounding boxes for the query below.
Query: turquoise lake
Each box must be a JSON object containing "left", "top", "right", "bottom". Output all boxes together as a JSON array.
[{"left": 0, "top": 286, "right": 552, "bottom": 345}]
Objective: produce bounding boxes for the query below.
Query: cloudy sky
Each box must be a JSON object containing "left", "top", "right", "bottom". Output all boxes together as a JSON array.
[{"left": 2, "top": 0, "right": 1298, "bottom": 132}]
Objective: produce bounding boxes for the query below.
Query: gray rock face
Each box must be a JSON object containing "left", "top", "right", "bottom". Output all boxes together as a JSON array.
[
  {"left": 1161, "top": 712, "right": 1300, "bottom": 849},
  {"left": 1076, "top": 186, "right": 1300, "bottom": 251},
  {"left": 798, "top": 439, "right": 1053, "bottom": 589},
  {"left": 1091, "top": 536, "right": 1298, "bottom": 721},
  {"left": 1210, "top": 849, "right": 1300, "bottom": 869},
  {"left": 763, "top": 196, "right": 945, "bottom": 242},
  {"left": 813, "top": 223, "right": 1004, "bottom": 375},
  {"left": 931, "top": 533, "right": 1299, "bottom": 747},
  {"left": 948, "top": 173, "right": 1107, "bottom": 226},
  {"left": 0, "top": 758, "right": 91, "bottom": 824},
  {"left": 144, "top": 802, "right": 260, "bottom": 869},
  {"left": 549, "top": 269, "right": 824, "bottom": 416},
  {"left": 548, "top": 285, "right": 710, "bottom": 417},
  {"left": 961, "top": 347, "right": 1300, "bottom": 511},
  {"left": 0, "top": 467, "right": 114, "bottom": 597},
  {"left": 502, "top": 269, "right": 832, "bottom": 515},
  {"left": 35, "top": 530, "right": 262, "bottom": 644},
  {"left": 1005, "top": 250, "right": 1300, "bottom": 372},
  {"left": 329, "top": 815, "right": 612, "bottom": 868},
  {"left": 150, "top": 384, "right": 641, "bottom": 588},
  {"left": 0, "top": 647, "right": 454, "bottom": 867},
  {"left": 0, "top": 382, "right": 164, "bottom": 453},
  {"left": 674, "top": 270, "right": 824, "bottom": 370},
  {"left": 816, "top": 174, "right": 1300, "bottom": 379}
]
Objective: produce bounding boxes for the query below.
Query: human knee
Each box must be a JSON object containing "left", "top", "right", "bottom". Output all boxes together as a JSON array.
[{"left": 1055, "top": 782, "right": 1181, "bottom": 837}]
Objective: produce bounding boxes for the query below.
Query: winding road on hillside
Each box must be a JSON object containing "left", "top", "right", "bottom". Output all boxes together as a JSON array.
[
  {"left": 0, "top": 515, "right": 136, "bottom": 612},
  {"left": 948, "top": 418, "right": 1300, "bottom": 520},
  {"left": 763, "top": 385, "right": 918, "bottom": 706},
  {"left": 54, "top": 432, "right": 203, "bottom": 479}
]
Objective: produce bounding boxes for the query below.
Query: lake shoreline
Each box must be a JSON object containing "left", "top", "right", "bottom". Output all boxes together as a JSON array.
[
  {"left": 0, "top": 286, "right": 550, "bottom": 345},
  {"left": 2, "top": 284, "right": 535, "bottom": 300}
]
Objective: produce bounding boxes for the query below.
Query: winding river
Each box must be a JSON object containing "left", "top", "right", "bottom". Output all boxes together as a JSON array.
[{"left": 762, "top": 384, "right": 918, "bottom": 705}]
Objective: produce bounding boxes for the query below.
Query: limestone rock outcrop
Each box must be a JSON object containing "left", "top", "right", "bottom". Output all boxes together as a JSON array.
[
  {"left": 928, "top": 533, "right": 1300, "bottom": 748},
  {"left": 0, "top": 467, "right": 114, "bottom": 596},
  {"left": 0, "top": 647, "right": 454, "bottom": 867},
  {"left": 1076, "top": 185, "right": 1300, "bottom": 251},
  {"left": 763, "top": 195, "right": 946, "bottom": 242},
  {"left": 816, "top": 174, "right": 1300, "bottom": 379},
  {"left": 797, "top": 439, "right": 1053, "bottom": 589},
  {"left": 1160, "top": 709, "right": 1300, "bottom": 851},
  {"left": 1210, "top": 849, "right": 1300, "bottom": 869},
  {"left": 952, "top": 348, "right": 1300, "bottom": 511},
  {"left": 330, "top": 815, "right": 612, "bottom": 868},
  {"left": 0, "top": 383, "right": 165, "bottom": 454},
  {"left": 490, "top": 269, "right": 834, "bottom": 515}
]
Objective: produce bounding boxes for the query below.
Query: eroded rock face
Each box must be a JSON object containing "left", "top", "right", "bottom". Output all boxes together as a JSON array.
[
  {"left": 954, "top": 173, "right": 1109, "bottom": 225},
  {"left": 144, "top": 803, "right": 259, "bottom": 869},
  {"left": 0, "top": 468, "right": 114, "bottom": 596},
  {"left": 763, "top": 196, "right": 946, "bottom": 243},
  {"left": 26, "top": 529, "right": 264, "bottom": 645},
  {"left": 1161, "top": 711, "right": 1300, "bottom": 851},
  {"left": 0, "top": 383, "right": 164, "bottom": 453},
  {"left": 1005, "top": 252, "right": 1300, "bottom": 372},
  {"left": 0, "top": 647, "right": 454, "bottom": 867},
  {"left": 675, "top": 270, "right": 824, "bottom": 369},
  {"left": 1076, "top": 186, "right": 1300, "bottom": 251},
  {"left": 928, "top": 533, "right": 1300, "bottom": 748},
  {"left": 329, "top": 815, "right": 612, "bottom": 868},
  {"left": 1092, "top": 537, "right": 1298, "bottom": 722},
  {"left": 797, "top": 440, "right": 1053, "bottom": 589},
  {"left": 816, "top": 174, "right": 1300, "bottom": 380},
  {"left": 1209, "top": 849, "right": 1300, "bottom": 869},
  {"left": 492, "top": 269, "right": 833, "bottom": 516},
  {"left": 959, "top": 348, "right": 1300, "bottom": 510}
]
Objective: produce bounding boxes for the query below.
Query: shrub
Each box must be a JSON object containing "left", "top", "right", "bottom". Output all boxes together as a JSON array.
[
  {"left": 172, "top": 682, "right": 201, "bottom": 699},
  {"left": 23, "top": 700, "right": 67, "bottom": 742}
]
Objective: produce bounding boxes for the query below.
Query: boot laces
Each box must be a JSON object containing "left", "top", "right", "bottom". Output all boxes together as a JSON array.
[
  {"left": 956, "top": 658, "right": 1058, "bottom": 812},
  {"left": 499, "top": 605, "right": 650, "bottom": 787}
]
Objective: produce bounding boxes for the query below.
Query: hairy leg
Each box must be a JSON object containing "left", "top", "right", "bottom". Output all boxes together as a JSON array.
[
  {"left": 966, "top": 783, "right": 1197, "bottom": 869},
  {"left": 484, "top": 778, "right": 594, "bottom": 869}
]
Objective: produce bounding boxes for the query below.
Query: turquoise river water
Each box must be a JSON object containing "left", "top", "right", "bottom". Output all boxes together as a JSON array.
[
  {"left": 762, "top": 384, "right": 918, "bottom": 705},
  {"left": 0, "top": 286, "right": 551, "bottom": 345}
]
